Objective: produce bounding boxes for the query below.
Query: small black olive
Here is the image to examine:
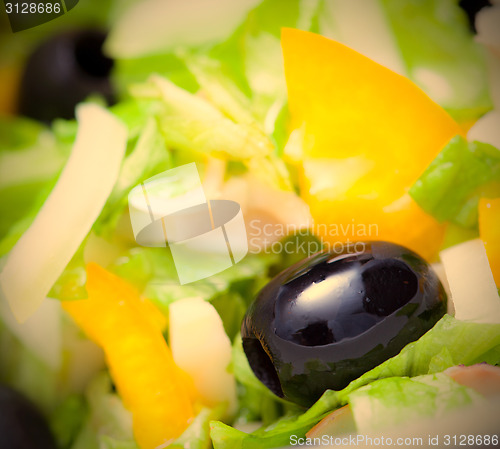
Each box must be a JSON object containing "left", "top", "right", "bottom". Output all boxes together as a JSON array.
[
  {"left": 0, "top": 384, "right": 57, "bottom": 449},
  {"left": 459, "top": 0, "right": 491, "bottom": 33},
  {"left": 18, "top": 29, "right": 115, "bottom": 122},
  {"left": 241, "top": 241, "right": 447, "bottom": 407}
]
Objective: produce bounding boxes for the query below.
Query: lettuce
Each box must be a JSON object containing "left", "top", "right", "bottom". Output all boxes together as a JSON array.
[
  {"left": 112, "top": 53, "right": 199, "bottom": 99},
  {"left": 210, "top": 315, "right": 500, "bottom": 448},
  {"left": 348, "top": 373, "right": 484, "bottom": 434},
  {"left": 0, "top": 319, "right": 60, "bottom": 415},
  {"left": 209, "top": 0, "right": 319, "bottom": 98},
  {"left": 0, "top": 117, "right": 67, "bottom": 243},
  {"left": 94, "top": 116, "right": 171, "bottom": 235},
  {"left": 409, "top": 135, "right": 500, "bottom": 228},
  {"left": 170, "top": 407, "right": 225, "bottom": 449},
  {"left": 113, "top": 247, "right": 276, "bottom": 338},
  {"left": 381, "top": 0, "right": 492, "bottom": 121},
  {"left": 70, "top": 372, "right": 135, "bottom": 449},
  {"left": 50, "top": 395, "right": 88, "bottom": 449},
  {"left": 70, "top": 371, "right": 226, "bottom": 449},
  {"left": 149, "top": 75, "right": 274, "bottom": 160}
]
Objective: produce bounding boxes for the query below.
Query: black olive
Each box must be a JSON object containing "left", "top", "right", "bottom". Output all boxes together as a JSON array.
[
  {"left": 0, "top": 384, "right": 57, "bottom": 449},
  {"left": 459, "top": 0, "right": 491, "bottom": 33},
  {"left": 18, "top": 29, "right": 115, "bottom": 122},
  {"left": 241, "top": 241, "right": 447, "bottom": 407}
]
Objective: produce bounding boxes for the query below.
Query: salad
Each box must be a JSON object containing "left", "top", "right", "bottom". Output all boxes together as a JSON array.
[{"left": 1, "top": 0, "right": 500, "bottom": 448}]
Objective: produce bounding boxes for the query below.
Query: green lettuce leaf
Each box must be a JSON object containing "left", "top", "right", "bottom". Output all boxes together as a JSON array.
[
  {"left": 409, "top": 135, "right": 500, "bottom": 228},
  {"left": 348, "top": 373, "right": 483, "bottom": 433},
  {"left": 0, "top": 117, "right": 67, "bottom": 242},
  {"left": 99, "top": 437, "right": 139, "bottom": 449},
  {"left": 0, "top": 322, "right": 59, "bottom": 416},
  {"left": 50, "top": 395, "right": 88, "bottom": 449},
  {"left": 70, "top": 372, "right": 135, "bottom": 449},
  {"left": 170, "top": 407, "right": 225, "bottom": 449},
  {"left": 381, "top": 0, "right": 492, "bottom": 121},
  {"left": 143, "top": 75, "right": 274, "bottom": 160},
  {"left": 112, "top": 53, "right": 200, "bottom": 99},
  {"left": 71, "top": 371, "right": 224, "bottom": 449},
  {"left": 110, "top": 246, "right": 277, "bottom": 339},
  {"left": 94, "top": 116, "right": 171, "bottom": 235},
  {"left": 209, "top": 0, "right": 319, "bottom": 99}
]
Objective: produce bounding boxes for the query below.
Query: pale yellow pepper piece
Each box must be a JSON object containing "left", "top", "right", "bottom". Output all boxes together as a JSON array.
[
  {"left": 479, "top": 197, "right": 500, "bottom": 286},
  {"left": 282, "top": 28, "right": 464, "bottom": 260},
  {"left": 63, "top": 263, "right": 194, "bottom": 449}
]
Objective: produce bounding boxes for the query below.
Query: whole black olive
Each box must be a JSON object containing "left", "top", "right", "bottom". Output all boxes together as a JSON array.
[
  {"left": 241, "top": 241, "right": 447, "bottom": 407},
  {"left": 0, "top": 384, "right": 57, "bottom": 449},
  {"left": 18, "top": 29, "right": 115, "bottom": 122}
]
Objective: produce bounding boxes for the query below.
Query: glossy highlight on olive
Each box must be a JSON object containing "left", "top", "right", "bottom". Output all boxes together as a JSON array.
[{"left": 241, "top": 241, "right": 447, "bottom": 407}]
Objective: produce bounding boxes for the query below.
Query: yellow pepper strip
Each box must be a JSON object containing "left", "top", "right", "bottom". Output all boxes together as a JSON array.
[
  {"left": 479, "top": 198, "right": 500, "bottom": 287},
  {"left": 282, "top": 29, "right": 463, "bottom": 261},
  {"left": 63, "top": 263, "right": 194, "bottom": 449}
]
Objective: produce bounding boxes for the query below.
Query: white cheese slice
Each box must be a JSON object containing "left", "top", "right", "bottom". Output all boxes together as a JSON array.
[
  {"left": 0, "top": 103, "right": 127, "bottom": 323},
  {"left": 169, "top": 297, "right": 237, "bottom": 415},
  {"left": 440, "top": 239, "right": 500, "bottom": 324}
]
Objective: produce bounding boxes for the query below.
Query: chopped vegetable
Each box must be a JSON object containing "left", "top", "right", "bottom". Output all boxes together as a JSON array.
[
  {"left": 440, "top": 239, "right": 500, "bottom": 323},
  {"left": 70, "top": 372, "right": 136, "bottom": 449},
  {"left": 282, "top": 28, "right": 461, "bottom": 260},
  {"left": 0, "top": 104, "right": 127, "bottom": 322},
  {"left": 380, "top": 0, "right": 492, "bottom": 121},
  {"left": 444, "top": 364, "right": 500, "bottom": 397},
  {"left": 409, "top": 135, "right": 500, "bottom": 228},
  {"left": 347, "top": 373, "right": 483, "bottom": 434},
  {"left": 306, "top": 405, "right": 355, "bottom": 439},
  {"left": 63, "top": 264, "right": 194, "bottom": 449},
  {"left": 479, "top": 197, "right": 500, "bottom": 286},
  {"left": 169, "top": 297, "right": 237, "bottom": 414},
  {"left": 318, "top": 0, "right": 406, "bottom": 75},
  {"left": 150, "top": 75, "right": 273, "bottom": 160}
]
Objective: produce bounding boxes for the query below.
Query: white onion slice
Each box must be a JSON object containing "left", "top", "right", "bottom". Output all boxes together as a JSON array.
[{"left": 0, "top": 104, "right": 127, "bottom": 323}]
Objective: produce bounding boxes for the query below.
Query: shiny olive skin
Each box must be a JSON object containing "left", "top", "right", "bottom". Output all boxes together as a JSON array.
[
  {"left": 242, "top": 241, "right": 447, "bottom": 407},
  {"left": 0, "top": 385, "right": 57, "bottom": 449},
  {"left": 18, "top": 29, "right": 114, "bottom": 122}
]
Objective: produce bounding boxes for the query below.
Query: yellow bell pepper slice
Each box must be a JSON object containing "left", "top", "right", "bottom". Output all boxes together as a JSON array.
[
  {"left": 479, "top": 197, "right": 500, "bottom": 287},
  {"left": 63, "top": 263, "right": 194, "bottom": 449},
  {"left": 282, "top": 28, "right": 463, "bottom": 260}
]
